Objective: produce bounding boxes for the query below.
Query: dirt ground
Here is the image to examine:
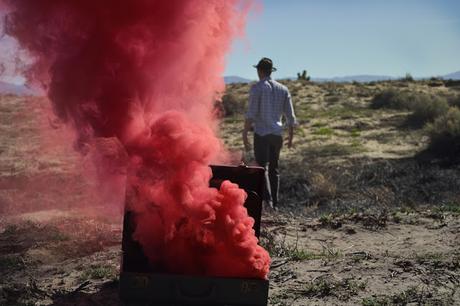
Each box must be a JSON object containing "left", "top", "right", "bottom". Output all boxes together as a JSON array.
[
  {"left": 1, "top": 207, "right": 459, "bottom": 305},
  {"left": 1, "top": 80, "right": 460, "bottom": 305}
]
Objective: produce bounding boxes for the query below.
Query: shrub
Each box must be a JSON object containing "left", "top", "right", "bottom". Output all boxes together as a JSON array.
[
  {"left": 403, "top": 73, "right": 414, "bottom": 82},
  {"left": 444, "top": 79, "right": 460, "bottom": 87},
  {"left": 221, "top": 93, "right": 246, "bottom": 116},
  {"left": 371, "top": 90, "right": 450, "bottom": 127},
  {"left": 407, "top": 94, "right": 449, "bottom": 127},
  {"left": 308, "top": 172, "right": 336, "bottom": 204},
  {"left": 426, "top": 107, "right": 460, "bottom": 157},
  {"left": 428, "top": 79, "right": 444, "bottom": 87},
  {"left": 370, "top": 89, "right": 413, "bottom": 110},
  {"left": 325, "top": 95, "right": 341, "bottom": 104},
  {"left": 447, "top": 94, "right": 460, "bottom": 109}
]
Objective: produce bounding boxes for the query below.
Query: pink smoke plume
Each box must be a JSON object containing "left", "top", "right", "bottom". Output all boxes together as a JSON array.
[{"left": 1, "top": 0, "right": 270, "bottom": 278}]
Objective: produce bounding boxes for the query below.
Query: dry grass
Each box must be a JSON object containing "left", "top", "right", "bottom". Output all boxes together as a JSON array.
[
  {"left": 425, "top": 107, "right": 460, "bottom": 158},
  {"left": 1, "top": 79, "right": 460, "bottom": 305}
]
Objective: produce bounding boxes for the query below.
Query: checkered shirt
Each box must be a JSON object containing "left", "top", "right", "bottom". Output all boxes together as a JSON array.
[{"left": 245, "top": 77, "right": 297, "bottom": 136}]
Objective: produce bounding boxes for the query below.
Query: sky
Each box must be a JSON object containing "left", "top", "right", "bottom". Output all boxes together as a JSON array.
[
  {"left": 225, "top": 0, "right": 460, "bottom": 79},
  {"left": 1, "top": 1, "right": 460, "bottom": 84}
]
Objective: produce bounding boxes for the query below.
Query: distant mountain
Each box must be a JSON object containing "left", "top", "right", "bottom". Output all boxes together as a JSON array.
[
  {"left": 228, "top": 74, "right": 396, "bottom": 83},
  {"left": 224, "top": 76, "right": 252, "bottom": 84},
  {"left": 301, "top": 70, "right": 460, "bottom": 83},
  {"left": 442, "top": 71, "right": 460, "bottom": 80},
  {"left": 0, "top": 81, "right": 38, "bottom": 95},
  {"left": 312, "top": 75, "right": 394, "bottom": 83}
]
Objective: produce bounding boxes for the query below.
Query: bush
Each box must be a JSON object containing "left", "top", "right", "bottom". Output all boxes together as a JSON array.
[
  {"left": 407, "top": 94, "right": 449, "bottom": 127},
  {"left": 444, "top": 79, "right": 460, "bottom": 87},
  {"left": 221, "top": 93, "right": 246, "bottom": 116},
  {"left": 447, "top": 94, "right": 460, "bottom": 109},
  {"left": 370, "top": 89, "right": 414, "bottom": 110},
  {"left": 426, "top": 107, "right": 460, "bottom": 157},
  {"left": 403, "top": 73, "right": 414, "bottom": 82},
  {"left": 371, "top": 90, "right": 450, "bottom": 127},
  {"left": 428, "top": 78, "right": 444, "bottom": 87}
]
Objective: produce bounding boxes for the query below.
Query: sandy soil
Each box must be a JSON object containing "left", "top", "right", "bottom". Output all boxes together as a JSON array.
[{"left": 1, "top": 208, "right": 458, "bottom": 305}]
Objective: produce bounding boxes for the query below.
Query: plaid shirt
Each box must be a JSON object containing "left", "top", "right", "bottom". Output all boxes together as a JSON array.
[{"left": 245, "top": 77, "right": 297, "bottom": 136}]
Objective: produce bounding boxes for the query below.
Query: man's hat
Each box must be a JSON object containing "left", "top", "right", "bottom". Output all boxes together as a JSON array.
[{"left": 253, "top": 57, "right": 277, "bottom": 72}]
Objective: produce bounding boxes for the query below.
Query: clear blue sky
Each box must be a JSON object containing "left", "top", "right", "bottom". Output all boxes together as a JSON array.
[{"left": 225, "top": 0, "right": 460, "bottom": 79}]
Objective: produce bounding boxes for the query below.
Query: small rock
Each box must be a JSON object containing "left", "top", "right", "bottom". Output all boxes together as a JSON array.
[{"left": 344, "top": 226, "right": 357, "bottom": 235}]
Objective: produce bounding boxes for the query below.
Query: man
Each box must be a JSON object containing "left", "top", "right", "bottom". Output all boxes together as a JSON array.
[{"left": 243, "top": 57, "right": 297, "bottom": 210}]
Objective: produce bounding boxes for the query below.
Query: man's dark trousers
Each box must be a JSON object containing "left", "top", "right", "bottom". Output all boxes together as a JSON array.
[{"left": 254, "top": 133, "right": 283, "bottom": 207}]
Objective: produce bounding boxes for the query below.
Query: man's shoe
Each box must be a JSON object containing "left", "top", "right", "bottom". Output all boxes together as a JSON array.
[
  {"left": 262, "top": 200, "right": 274, "bottom": 212},
  {"left": 267, "top": 200, "right": 274, "bottom": 209}
]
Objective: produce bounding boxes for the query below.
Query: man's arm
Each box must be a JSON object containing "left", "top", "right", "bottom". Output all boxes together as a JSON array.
[
  {"left": 287, "top": 125, "right": 294, "bottom": 148},
  {"left": 243, "top": 86, "right": 259, "bottom": 151},
  {"left": 242, "top": 118, "right": 253, "bottom": 151},
  {"left": 284, "top": 90, "right": 297, "bottom": 148}
]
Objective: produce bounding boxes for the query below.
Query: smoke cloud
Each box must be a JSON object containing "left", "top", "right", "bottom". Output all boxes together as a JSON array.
[{"left": 1, "top": 0, "right": 270, "bottom": 278}]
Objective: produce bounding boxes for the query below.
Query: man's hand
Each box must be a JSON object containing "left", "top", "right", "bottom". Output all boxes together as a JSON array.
[
  {"left": 243, "top": 134, "right": 251, "bottom": 151},
  {"left": 287, "top": 126, "right": 294, "bottom": 149}
]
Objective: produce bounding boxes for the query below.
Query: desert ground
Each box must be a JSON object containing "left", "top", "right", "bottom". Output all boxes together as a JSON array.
[{"left": 1, "top": 78, "right": 459, "bottom": 305}]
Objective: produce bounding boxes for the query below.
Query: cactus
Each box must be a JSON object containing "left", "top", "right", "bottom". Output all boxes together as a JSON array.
[{"left": 297, "top": 69, "right": 310, "bottom": 81}]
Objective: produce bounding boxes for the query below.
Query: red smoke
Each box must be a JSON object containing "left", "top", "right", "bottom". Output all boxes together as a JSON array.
[{"left": 2, "top": 0, "right": 270, "bottom": 278}]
